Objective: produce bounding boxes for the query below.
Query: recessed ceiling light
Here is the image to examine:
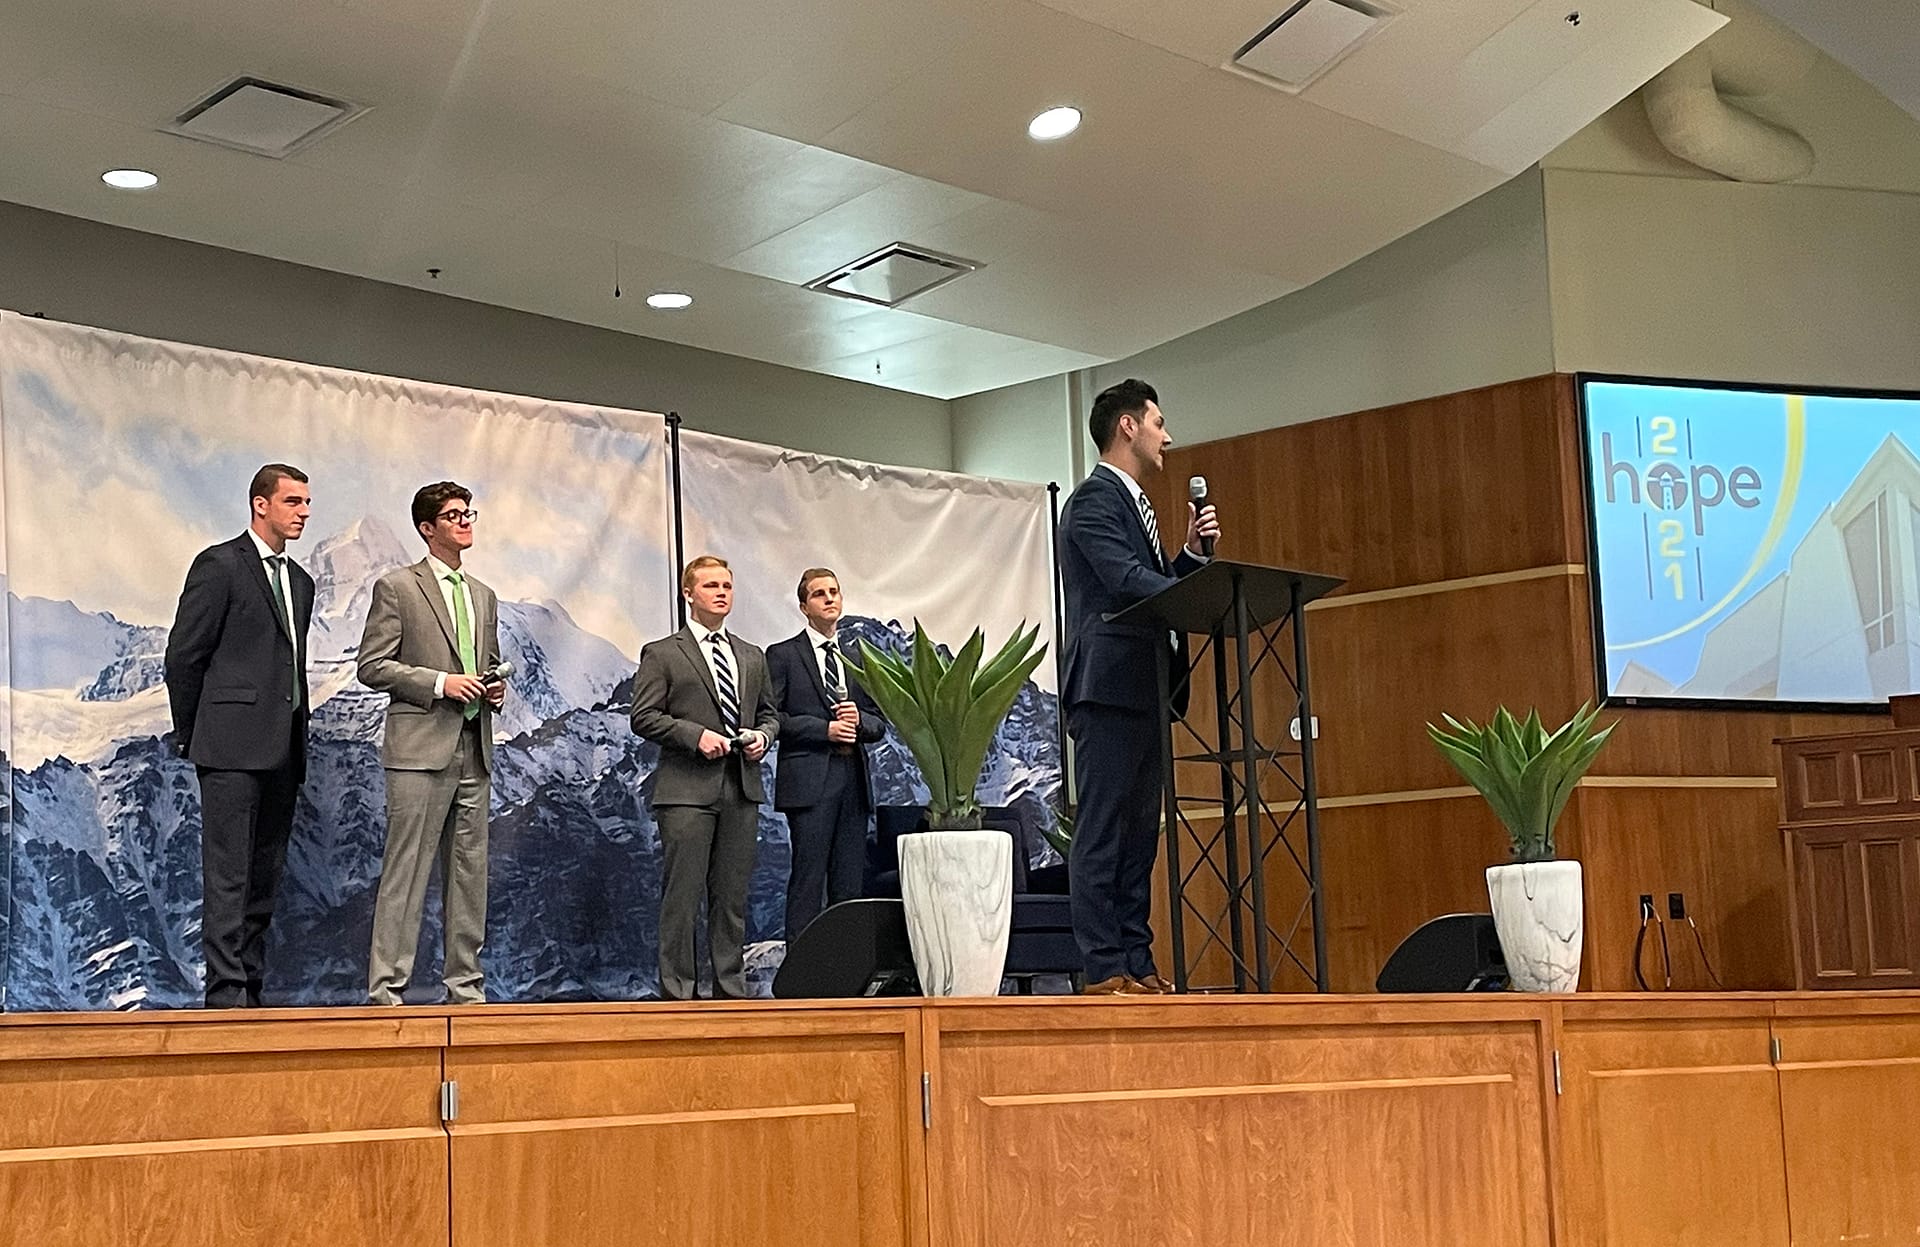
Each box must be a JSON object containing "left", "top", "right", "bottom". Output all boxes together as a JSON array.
[
  {"left": 101, "top": 168, "right": 159, "bottom": 190},
  {"left": 645, "top": 291, "right": 693, "bottom": 310},
  {"left": 1027, "top": 106, "right": 1081, "bottom": 141}
]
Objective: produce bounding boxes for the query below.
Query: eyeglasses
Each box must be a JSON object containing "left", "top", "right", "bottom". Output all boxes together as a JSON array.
[{"left": 436, "top": 508, "right": 479, "bottom": 525}]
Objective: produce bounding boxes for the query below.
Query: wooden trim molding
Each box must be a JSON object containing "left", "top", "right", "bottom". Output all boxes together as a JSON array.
[
  {"left": 1181, "top": 775, "right": 1778, "bottom": 819},
  {"left": 1307, "top": 564, "right": 1585, "bottom": 612}
]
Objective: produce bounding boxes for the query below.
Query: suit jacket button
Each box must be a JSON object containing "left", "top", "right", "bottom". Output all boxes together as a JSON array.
[{"left": 285, "top": 695, "right": 293, "bottom": 703}]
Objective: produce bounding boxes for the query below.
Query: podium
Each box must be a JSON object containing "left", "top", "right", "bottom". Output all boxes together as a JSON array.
[{"left": 1111, "top": 559, "right": 1345, "bottom": 992}]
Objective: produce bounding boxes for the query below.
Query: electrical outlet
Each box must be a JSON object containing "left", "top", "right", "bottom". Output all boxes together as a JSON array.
[
  {"left": 1639, "top": 893, "right": 1655, "bottom": 917},
  {"left": 1668, "top": 891, "right": 1687, "bottom": 920},
  {"left": 1289, "top": 715, "right": 1319, "bottom": 741}
]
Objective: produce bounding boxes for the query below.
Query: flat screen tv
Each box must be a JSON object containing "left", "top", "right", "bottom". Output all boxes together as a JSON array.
[{"left": 1579, "top": 374, "right": 1920, "bottom": 710}]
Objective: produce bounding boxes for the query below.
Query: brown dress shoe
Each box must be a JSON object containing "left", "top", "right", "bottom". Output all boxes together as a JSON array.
[
  {"left": 1080, "top": 975, "right": 1152, "bottom": 995},
  {"left": 1133, "top": 973, "right": 1175, "bottom": 994}
]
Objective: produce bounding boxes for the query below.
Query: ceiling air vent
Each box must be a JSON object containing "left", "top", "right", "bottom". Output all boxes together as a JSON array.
[
  {"left": 804, "top": 243, "right": 980, "bottom": 308},
  {"left": 164, "top": 77, "right": 368, "bottom": 158},
  {"left": 1228, "top": 0, "right": 1395, "bottom": 93}
]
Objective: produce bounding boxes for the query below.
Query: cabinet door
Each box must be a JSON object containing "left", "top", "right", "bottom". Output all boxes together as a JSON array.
[
  {"left": 1558, "top": 1009, "right": 1788, "bottom": 1247},
  {"left": 1775, "top": 1008, "right": 1920, "bottom": 1246},
  {"left": 1791, "top": 828, "right": 1920, "bottom": 988}
]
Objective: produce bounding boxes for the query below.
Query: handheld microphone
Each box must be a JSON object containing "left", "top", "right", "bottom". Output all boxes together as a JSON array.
[
  {"left": 481, "top": 660, "right": 515, "bottom": 687},
  {"left": 1188, "top": 476, "right": 1215, "bottom": 558}
]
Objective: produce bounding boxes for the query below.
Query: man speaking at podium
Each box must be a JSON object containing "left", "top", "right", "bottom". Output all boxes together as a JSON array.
[{"left": 1059, "top": 379, "right": 1218, "bottom": 995}]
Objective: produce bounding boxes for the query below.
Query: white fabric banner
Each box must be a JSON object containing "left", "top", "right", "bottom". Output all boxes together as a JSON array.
[
  {"left": 677, "top": 429, "right": 1057, "bottom": 691},
  {"left": 676, "top": 428, "right": 1063, "bottom": 855},
  {"left": 0, "top": 312, "right": 675, "bottom": 1008}
]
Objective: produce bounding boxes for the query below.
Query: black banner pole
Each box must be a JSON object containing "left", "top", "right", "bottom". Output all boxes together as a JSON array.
[
  {"left": 1047, "top": 481, "right": 1069, "bottom": 802},
  {"left": 667, "top": 411, "right": 686, "bottom": 630}
]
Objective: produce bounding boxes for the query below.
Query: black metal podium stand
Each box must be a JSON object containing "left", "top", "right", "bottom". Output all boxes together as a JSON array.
[{"left": 1111, "top": 560, "right": 1344, "bottom": 993}]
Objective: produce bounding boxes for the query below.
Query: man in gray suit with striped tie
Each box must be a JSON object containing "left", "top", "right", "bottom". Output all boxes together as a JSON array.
[
  {"left": 358, "top": 481, "right": 506, "bottom": 1005},
  {"left": 630, "top": 555, "right": 779, "bottom": 1000}
]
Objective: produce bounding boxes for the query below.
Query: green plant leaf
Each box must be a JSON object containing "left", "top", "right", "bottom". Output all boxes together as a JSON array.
[
  {"left": 974, "top": 621, "right": 1039, "bottom": 695},
  {"left": 910, "top": 620, "right": 945, "bottom": 714},
  {"left": 1427, "top": 702, "right": 1615, "bottom": 862},
  {"left": 933, "top": 629, "right": 986, "bottom": 805},
  {"left": 846, "top": 640, "right": 950, "bottom": 810},
  {"left": 948, "top": 640, "right": 1048, "bottom": 812},
  {"left": 846, "top": 622, "right": 1048, "bottom": 826}
]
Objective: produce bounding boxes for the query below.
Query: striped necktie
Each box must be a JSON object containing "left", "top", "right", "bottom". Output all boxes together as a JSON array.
[
  {"left": 707, "top": 632, "right": 740, "bottom": 732},
  {"left": 1137, "top": 493, "right": 1164, "bottom": 569},
  {"left": 822, "top": 641, "right": 845, "bottom": 701}
]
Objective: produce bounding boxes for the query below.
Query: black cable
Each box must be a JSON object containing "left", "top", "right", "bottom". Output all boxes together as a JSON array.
[{"left": 1685, "top": 916, "right": 1725, "bottom": 988}]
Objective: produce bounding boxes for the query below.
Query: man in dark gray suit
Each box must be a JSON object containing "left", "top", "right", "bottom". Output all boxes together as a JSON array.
[
  {"left": 631, "top": 555, "right": 779, "bottom": 1000},
  {"left": 165, "top": 463, "right": 315, "bottom": 1008},
  {"left": 358, "top": 481, "right": 505, "bottom": 1005}
]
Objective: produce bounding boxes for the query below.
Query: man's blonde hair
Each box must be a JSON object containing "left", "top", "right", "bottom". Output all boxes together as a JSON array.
[{"left": 681, "top": 555, "right": 731, "bottom": 593}]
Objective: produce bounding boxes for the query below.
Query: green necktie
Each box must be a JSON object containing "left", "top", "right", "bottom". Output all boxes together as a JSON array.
[{"left": 448, "top": 569, "right": 479, "bottom": 720}]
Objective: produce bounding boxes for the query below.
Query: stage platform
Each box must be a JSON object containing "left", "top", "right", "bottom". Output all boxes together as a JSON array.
[{"left": 3, "top": 991, "right": 1917, "bottom": 1246}]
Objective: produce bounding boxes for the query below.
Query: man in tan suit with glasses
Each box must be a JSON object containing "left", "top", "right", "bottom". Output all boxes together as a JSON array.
[{"left": 359, "top": 481, "right": 506, "bottom": 1005}]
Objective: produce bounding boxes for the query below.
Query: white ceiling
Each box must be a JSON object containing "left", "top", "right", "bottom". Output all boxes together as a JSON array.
[
  {"left": 0, "top": 0, "right": 1722, "bottom": 398},
  {"left": 1746, "top": 0, "right": 1920, "bottom": 126}
]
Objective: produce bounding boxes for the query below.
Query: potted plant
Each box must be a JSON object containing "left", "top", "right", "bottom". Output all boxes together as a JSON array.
[
  {"left": 844, "top": 622, "right": 1048, "bottom": 996},
  {"left": 1427, "top": 703, "right": 1615, "bottom": 992}
]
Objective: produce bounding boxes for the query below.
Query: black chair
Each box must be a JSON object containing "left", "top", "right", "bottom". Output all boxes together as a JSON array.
[
  {"left": 1005, "top": 894, "right": 1078, "bottom": 990},
  {"left": 772, "top": 899, "right": 919, "bottom": 998},
  {"left": 867, "top": 803, "right": 1029, "bottom": 896},
  {"left": 1375, "top": 913, "right": 1509, "bottom": 992}
]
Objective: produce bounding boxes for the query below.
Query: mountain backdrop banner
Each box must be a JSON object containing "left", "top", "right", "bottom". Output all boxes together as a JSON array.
[
  {"left": 0, "top": 312, "right": 1061, "bottom": 1010},
  {"left": 677, "top": 428, "right": 1063, "bottom": 947}
]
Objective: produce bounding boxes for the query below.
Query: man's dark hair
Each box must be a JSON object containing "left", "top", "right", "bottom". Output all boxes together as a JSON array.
[
  {"left": 248, "top": 463, "right": 308, "bottom": 503},
  {"left": 1088, "top": 379, "right": 1159, "bottom": 451},
  {"left": 411, "top": 481, "right": 473, "bottom": 533}
]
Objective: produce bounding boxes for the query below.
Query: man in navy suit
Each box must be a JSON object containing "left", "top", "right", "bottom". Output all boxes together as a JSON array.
[
  {"left": 164, "top": 464, "right": 315, "bottom": 1008},
  {"left": 1059, "top": 380, "right": 1218, "bottom": 995},
  {"left": 768, "top": 568, "right": 886, "bottom": 940}
]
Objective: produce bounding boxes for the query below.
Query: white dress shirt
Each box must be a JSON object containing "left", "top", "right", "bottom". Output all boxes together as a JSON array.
[{"left": 245, "top": 529, "right": 299, "bottom": 642}]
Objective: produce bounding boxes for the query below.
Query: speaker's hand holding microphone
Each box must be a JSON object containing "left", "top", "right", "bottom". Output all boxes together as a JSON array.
[
  {"left": 481, "top": 660, "right": 513, "bottom": 709},
  {"left": 1186, "top": 475, "right": 1221, "bottom": 559}
]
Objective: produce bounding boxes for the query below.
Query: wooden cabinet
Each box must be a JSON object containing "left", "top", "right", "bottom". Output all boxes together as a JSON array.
[{"left": 1778, "top": 727, "right": 1920, "bottom": 988}]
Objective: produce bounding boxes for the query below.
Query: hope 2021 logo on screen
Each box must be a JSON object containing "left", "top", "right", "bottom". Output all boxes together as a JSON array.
[{"left": 1583, "top": 381, "right": 1807, "bottom": 695}]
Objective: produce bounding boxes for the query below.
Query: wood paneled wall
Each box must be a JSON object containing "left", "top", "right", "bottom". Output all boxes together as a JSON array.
[{"left": 1158, "top": 375, "right": 1887, "bottom": 993}]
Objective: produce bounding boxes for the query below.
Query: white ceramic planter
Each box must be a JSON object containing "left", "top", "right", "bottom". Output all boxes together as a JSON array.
[
  {"left": 898, "top": 829, "right": 1012, "bottom": 997},
  {"left": 1486, "top": 859, "right": 1584, "bottom": 993}
]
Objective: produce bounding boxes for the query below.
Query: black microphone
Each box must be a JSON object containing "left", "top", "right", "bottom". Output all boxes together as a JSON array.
[
  {"left": 1189, "top": 475, "right": 1215, "bottom": 558},
  {"left": 481, "top": 660, "right": 515, "bottom": 687}
]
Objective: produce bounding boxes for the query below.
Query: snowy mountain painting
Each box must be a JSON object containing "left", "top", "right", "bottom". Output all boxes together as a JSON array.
[
  {"left": 1, "top": 515, "right": 1061, "bottom": 1010},
  {"left": 0, "top": 312, "right": 1062, "bottom": 1011}
]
